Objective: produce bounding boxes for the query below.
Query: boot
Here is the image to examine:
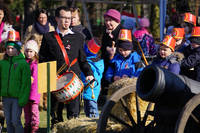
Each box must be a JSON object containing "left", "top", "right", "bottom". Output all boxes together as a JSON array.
[
  {"left": 24, "top": 125, "right": 31, "bottom": 133},
  {"left": 31, "top": 125, "right": 39, "bottom": 133}
]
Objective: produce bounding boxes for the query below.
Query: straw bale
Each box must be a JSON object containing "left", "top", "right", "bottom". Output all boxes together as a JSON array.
[
  {"left": 52, "top": 116, "right": 123, "bottom": 133},
  {"left": 107, "top": 78, "right": 154, "bottom": 125}
]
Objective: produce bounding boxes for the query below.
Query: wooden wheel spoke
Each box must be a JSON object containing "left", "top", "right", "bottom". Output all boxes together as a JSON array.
[
  {"left": 191, "top": 113, "right": 200, "bottom": 124},
  {"left": 141, "top": 103, "right": 153, "bottom": 126},
  {"left": 109, "top": 113, "right": 133, "bottom": 129},
  {"left": 120, "top": 97, "right": 137, "bottom": 126},
  {"left": 175, "top": 94, "right": 200, "bottom": 133},
  {"left": 135, "top": 94, "right": 141, "bottom": 124}
]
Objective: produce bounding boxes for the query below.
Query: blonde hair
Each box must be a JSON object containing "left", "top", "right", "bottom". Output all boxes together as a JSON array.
[
  {"left": 71, "top": 7, "right": 81, "bottom": 18},
  {"left": 70, "top": 7, "right": 81, "bottom": 25}
]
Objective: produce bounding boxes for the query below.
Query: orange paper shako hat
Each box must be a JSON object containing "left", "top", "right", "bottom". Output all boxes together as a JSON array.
[
  {"left": 189, "top": 26, "right": 200, "bottom": 44},
  {"left": 5, "top": 30, "right": 21, "bottom": 51},
  {"left": 118, "top": 29, "right": 132, "bottom": 42},
  {"left": 172, "top": 28, "right": 185, "bottom": 39},
  {"left": 7, "top": 30, "right": 20, "bottom": 42},
  {"left": 161, "top": 35, "right": 176, "bottom": 51},
  {"left": 183, "top": 13, "right": 196, "bottom": 26}
]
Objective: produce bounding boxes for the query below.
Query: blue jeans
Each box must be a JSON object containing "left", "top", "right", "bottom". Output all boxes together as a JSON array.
[
  {"left": 3, "top": 97, "right": 24, "bottom": 133},
  {"left": 84, "top": 99, "right": 99, "bottom": 118}
]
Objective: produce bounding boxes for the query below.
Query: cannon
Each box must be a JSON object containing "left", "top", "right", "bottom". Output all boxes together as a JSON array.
[{"left": 97, "top": 65, "right": 200, "bottom": 133}]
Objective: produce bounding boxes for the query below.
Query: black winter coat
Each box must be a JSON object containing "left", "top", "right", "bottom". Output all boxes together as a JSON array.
[
  {"left": 101, "top": 24, "right": 123, "bottom": 71},
  {"left": 181, "top": 46, "right": 200, "bottom": 81},
  {"left": 70, "top": 24, "right": 92, "bottom": 41},
  {"left": 39, "top": 31, "right": 93, "bottom": 78}
]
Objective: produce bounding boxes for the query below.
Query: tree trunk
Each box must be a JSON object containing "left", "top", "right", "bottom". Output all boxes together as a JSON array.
[
  {"left": 150, "top": 4, "right": 160, "bottom": 39},
  {"left": 23, "top": 0, "right": 38, "bottom": 34}
]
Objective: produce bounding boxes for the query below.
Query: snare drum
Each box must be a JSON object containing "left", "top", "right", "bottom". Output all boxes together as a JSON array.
[{"left": 52, "top": 71, "right": 84, "bottom": 103}]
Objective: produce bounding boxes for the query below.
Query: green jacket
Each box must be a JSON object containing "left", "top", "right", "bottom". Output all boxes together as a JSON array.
[{"left": 0, "top": 53, "right": 31, "bottom": 107}]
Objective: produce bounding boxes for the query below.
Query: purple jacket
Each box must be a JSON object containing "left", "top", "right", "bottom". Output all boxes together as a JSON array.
[{"left": 26, "top": 59, "right": 40, "bottom": 104}]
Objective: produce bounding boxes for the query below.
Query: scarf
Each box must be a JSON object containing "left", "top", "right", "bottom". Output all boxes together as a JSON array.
[
  {"left": 34, "top": 21, "right": 49, "bottom": 34},
  {"left": 0, "top": 22, "right": 5, "bottom": 43}
]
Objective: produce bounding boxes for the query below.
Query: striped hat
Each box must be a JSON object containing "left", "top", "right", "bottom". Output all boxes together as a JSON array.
[
  {"left": 189, "top": 27, "right": 200, "bottom": 44},
  {"left": 7, "top": 30, "right": 20, "bottom": 42},
  {"left": 183, "top": 13, "right": 196, "bottom": 26},
  {"left": 118, "top": 29, "right": 132, "bottom": 42},
  {"left": 84, "top": 38, "right": 101, "bottom": 57},
  {"left": 172, "top": 28, "right": 185, "bottom": 39},
  {"left": 161, "top": 35, "right": 176, "bottom": 51},
  {"left": 5, "top": 30, "right": 21, "bottom": 51}
]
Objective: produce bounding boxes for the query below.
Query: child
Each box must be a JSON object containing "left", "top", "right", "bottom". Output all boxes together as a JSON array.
[
  {"left": 23, "top": 40, "right": 40, "bottom": 133},
  {"left": 152, "top": 35, "right": 180, "bottom": 74},
  {"left": 81, "top": 38, "right": 104, "bottom": 118},
  {"left": 181, "top": 26, "right": 200, "bottom": 82},
  {"left": 133, "top": 17, "right": 157, "bottom": 56},
  {"left": 171, "top": 27, "right": 185, "bottom": 52},
  {"left": 0, "top": 30, "right": 31, "bottom": 133},
  {"left": 105, "top": 39, "right": 144, "bottom": 83},
  {"left": 180, "top": 13, "right": 196, "bottom": 48}
]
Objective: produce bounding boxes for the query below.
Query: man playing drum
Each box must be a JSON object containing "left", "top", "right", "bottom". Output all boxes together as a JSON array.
[{"left": 39, "top": 6, "right": 94, "bottom": 128}]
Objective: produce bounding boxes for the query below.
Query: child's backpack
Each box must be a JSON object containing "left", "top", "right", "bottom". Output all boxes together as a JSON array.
[{"left": 139, "top": 34, "right": 158, "bottom": 56}]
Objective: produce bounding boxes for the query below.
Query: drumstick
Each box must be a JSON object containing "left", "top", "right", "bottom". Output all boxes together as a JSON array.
[
  {"left": 57, "top": 63, "right": 67, "bottom": 75},
  {"left": 57, "top": 64, "right": 65, "bottom": 75}
]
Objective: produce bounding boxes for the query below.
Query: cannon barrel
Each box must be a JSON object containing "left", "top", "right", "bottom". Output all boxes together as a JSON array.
[{"left": 136, "top": 65, "right": 200, "bottom": 103}]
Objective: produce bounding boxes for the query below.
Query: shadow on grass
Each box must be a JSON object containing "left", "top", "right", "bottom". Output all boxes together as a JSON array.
[
  {"left": 2, "top": 128, "right": 47, "bottom": 133},
  {"left": 39, "top": 128, "right": 47, "bottom": 133}
]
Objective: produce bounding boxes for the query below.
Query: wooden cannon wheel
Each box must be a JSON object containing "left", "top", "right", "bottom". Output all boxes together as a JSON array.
[
  {"left": 175, "top": 93, "right": 200, "bottom": 133},
  {"left": 97, "top": 84, "right": 154, "bottom": 133}
]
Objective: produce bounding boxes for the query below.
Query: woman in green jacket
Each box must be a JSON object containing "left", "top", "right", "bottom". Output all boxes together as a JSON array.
[{"left": 0, "top": 31, "right": 31, "bottom": 133}]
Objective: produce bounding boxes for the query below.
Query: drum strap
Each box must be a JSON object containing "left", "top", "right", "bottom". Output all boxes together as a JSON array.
[{"left": 54, "top": 31, "right": 77, "bottom": 70}]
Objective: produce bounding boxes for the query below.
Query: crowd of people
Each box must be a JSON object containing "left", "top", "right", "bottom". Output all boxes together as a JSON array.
[{"left": 0, "top": 3, "right": 200, "bottom": 133}]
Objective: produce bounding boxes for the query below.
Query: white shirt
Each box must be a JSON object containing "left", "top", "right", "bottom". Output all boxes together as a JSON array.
[{"left": 56, "top": 27, "right": 74, "bottom": 37}]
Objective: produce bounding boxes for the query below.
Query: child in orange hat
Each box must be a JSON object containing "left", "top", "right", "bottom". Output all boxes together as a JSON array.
[
  {"left": 0, "top": 30, "right": 31, "bottom": 132},
  {"left": 152, "top": 35, "right": 181, "bottom": 74},
  {"left": 105, "top": 29, "right": 144, "bottom": 83},
  {"left": 171, "top": 27, "right": 186, "bottom": 52},
  {"left": 181, "top": 13, "right": 196, "bottom": 41},
  {"left": 181, "top": 26, "right": 200, "bottom": 81}
]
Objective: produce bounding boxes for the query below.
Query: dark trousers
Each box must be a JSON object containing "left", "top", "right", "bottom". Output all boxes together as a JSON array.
[{"left": 50, "top": 93, "right": 80, "bottom": 124}]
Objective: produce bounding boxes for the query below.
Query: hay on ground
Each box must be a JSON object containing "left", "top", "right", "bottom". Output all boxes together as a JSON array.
[{"left": 52, "top": 116, "right": 123, "bottom": 133}]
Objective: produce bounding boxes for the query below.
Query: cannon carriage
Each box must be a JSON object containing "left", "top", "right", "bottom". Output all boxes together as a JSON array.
[{"left": 97, "top": 65, "right": 200, "bottom": 133}]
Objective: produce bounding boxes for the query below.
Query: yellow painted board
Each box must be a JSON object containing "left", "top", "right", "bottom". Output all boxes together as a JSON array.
[{"left": 38, "top": 61, "right": 57, "bottom": 93}]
